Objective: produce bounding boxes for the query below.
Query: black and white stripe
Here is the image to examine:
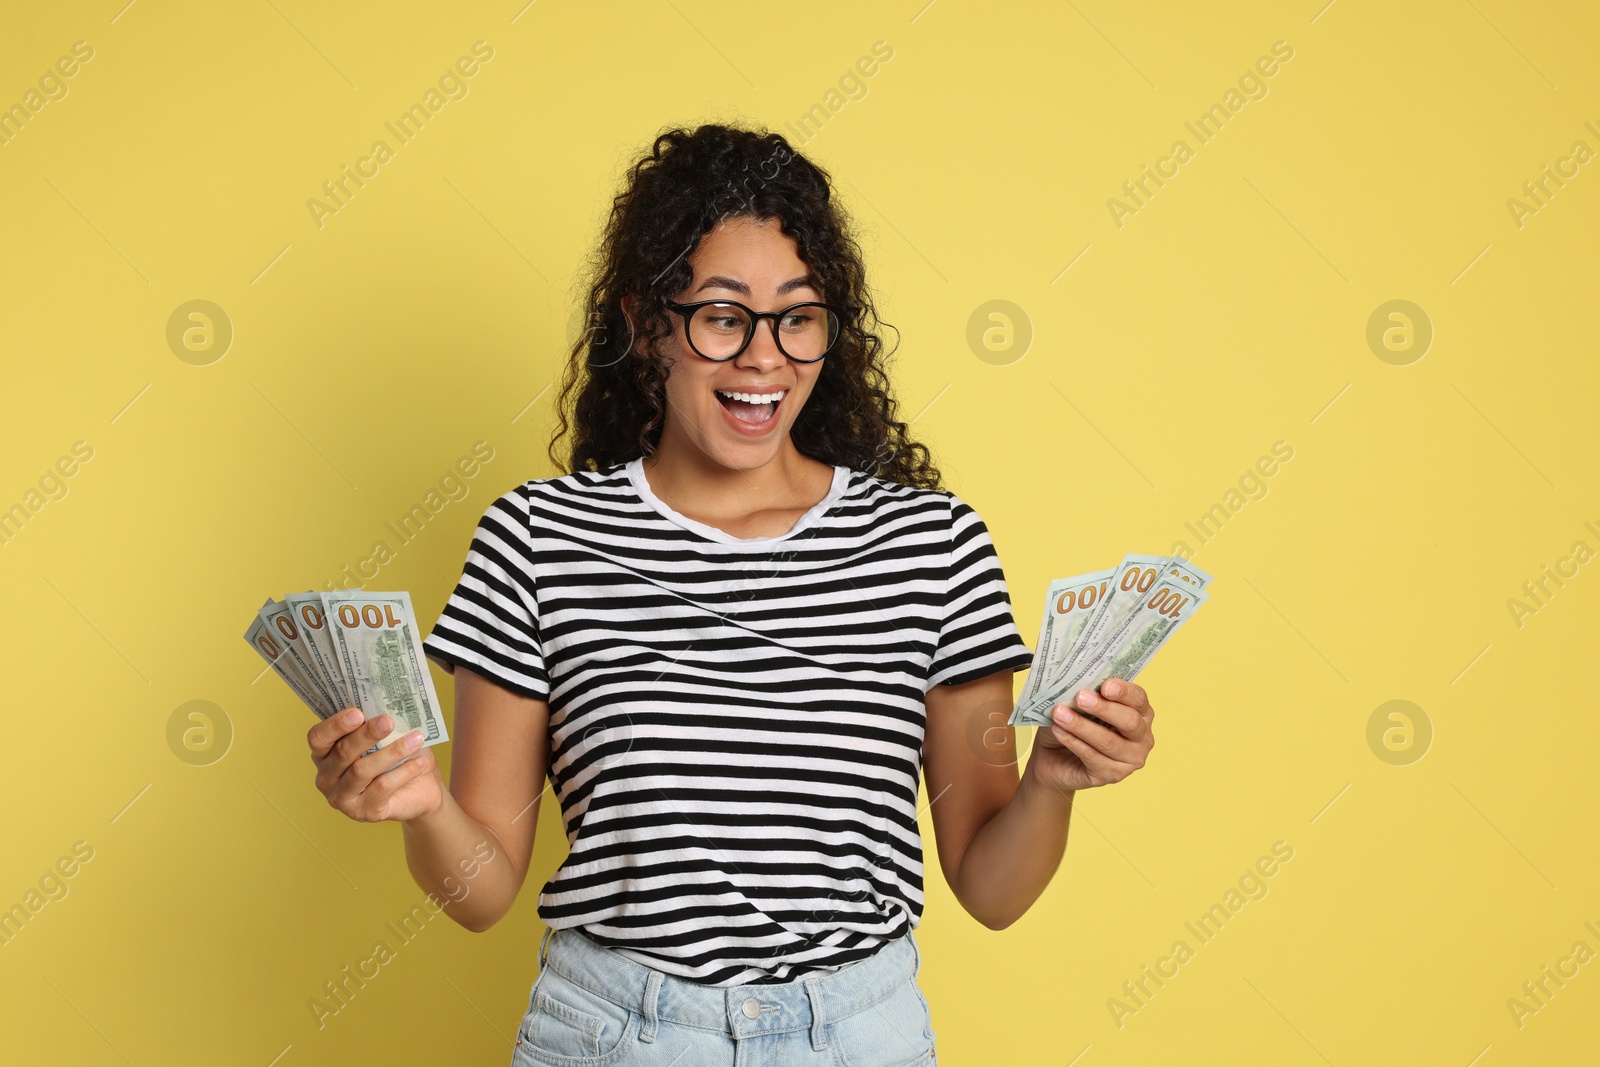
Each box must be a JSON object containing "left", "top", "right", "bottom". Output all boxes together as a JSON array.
[{"left": 423, "top": 457, "right": 1032, "bottom": 986}]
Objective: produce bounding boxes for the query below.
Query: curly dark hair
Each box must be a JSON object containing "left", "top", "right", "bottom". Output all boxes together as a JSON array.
[{"left": 548, "top": 122, "right": 943, "bottom": 490}]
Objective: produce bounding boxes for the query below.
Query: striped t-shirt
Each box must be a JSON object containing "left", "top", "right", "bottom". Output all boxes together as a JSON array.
[{"left": 421, "top": 456, "right": 1033, "bottom": 986}]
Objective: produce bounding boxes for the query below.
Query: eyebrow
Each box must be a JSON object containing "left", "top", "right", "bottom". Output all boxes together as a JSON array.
[{"left": 692, "top": 274, "right": 819, "bottom": 298}]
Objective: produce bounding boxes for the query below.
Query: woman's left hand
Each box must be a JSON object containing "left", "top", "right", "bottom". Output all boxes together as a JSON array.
[{"left": 1027, "top": 678, "right": 1155, "bottom": 793}]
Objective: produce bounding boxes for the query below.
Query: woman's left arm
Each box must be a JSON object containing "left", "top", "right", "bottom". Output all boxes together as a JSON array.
[{"left": 922, "top": 672, "right": 1155, "bottom": 930}]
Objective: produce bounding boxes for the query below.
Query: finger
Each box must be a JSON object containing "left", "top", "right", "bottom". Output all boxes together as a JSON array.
[
  {"left": 308, "top": 707, "right": 365, "bottom": 762},
  {"left": 340, "top": 729, "right": 427, "bottom": 794},
  {"left": 1031, "top": 719, "right": 1066, "bottom": 749},
  {"left": 1053, "top": 704, "right": 1142, "bottom": 761},
  {"left": 1101, "top": 678, "right": 1151, "bottom": 717},
  {"left": 1050, "top": 722, "right": 1139, "bottom": 783},
  {"left": 356, "top": 747, "right": 436, "bottom": 815},
  {"left": 329, "top": 713, "right": 397, "bottom": 770},
  {"left": 1070, "top": 690, "right": 1143, "bottom": 740}
]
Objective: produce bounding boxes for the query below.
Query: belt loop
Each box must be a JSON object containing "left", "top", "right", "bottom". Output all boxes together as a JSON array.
[
  {"left": 639, "top": 970, "right": 663, "bottom": 1043},
  {"left": 805, "top": 978, "right": 828, "bottom": 1051},
  {"left": 539, "top": 926, "right": 554, "bottom": 970}
]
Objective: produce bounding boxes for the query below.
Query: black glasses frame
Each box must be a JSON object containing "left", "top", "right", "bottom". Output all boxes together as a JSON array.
[{"left": 665, "top": 299, "right": 845, "bottom": 363}]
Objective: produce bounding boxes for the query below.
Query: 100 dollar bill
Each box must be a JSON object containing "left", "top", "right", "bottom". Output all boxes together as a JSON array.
[
  {"left": 257, "top": 598, "right": 340, "bottom": 719},
  {"left": 1047, "top": 554, "right": 1210, "bottom": 697},
  {"left": 1011, "top": 577, "right": 1209, "bottom": 727},
  {"left": 1014, "top": 568, "right": 1115, "bottom": 714},
  {"left": 245, "top": 613, "right": 338, "bottom": 720},
  {"left": 320, "top": 590, "right": 449, "bottom": 750},
  {"left": 285, "top": 590, "right": 357, "bottom": 711}
]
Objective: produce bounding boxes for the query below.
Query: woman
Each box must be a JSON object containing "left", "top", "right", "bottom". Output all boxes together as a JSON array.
[{"left": 306, "top": 123, "right": 1156, "bottom": 1065}]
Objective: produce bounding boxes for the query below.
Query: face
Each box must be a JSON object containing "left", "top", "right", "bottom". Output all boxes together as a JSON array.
[{"left": 645, "top": 215, "right": 828, "bottom": 472}]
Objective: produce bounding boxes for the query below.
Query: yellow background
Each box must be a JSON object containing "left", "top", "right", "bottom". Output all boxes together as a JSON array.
[{"left": 2, "top": 1, "right": 1596, "bottom": 1064}]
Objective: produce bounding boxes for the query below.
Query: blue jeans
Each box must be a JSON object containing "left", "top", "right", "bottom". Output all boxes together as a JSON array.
[{"left": 511, "top": 925, "right": 939, "bottom": 1066}]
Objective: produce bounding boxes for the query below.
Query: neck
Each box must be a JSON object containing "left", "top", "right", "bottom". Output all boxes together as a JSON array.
[{"left": 640, "top": 433, "right": 830, "bottom": 522}]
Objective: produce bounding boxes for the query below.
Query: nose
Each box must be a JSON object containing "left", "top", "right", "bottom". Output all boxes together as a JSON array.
[{"left": 736, "top": 316, "right": 788, "bottom": 371}]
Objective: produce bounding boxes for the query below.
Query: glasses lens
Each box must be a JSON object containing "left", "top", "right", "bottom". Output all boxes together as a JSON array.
[
  {"left": 687, "top": 303, "right": 841, "bottom": 361},
  {"left": 688, "top": 303, "right": 751, "bottom": 360},
  {"left": 775, "top": 304, "right": 840, "bottom": 361}
]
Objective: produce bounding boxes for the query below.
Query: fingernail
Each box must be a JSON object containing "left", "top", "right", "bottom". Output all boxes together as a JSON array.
[
  {"left": 403, "top": 731, "right": 423, "bottom": 749},
  {"left": 1054, "top": 705, "right": 1073, "bottom": 725},
  {"left": 1105, "top": 680, "right": 1121, "bottom": 698},
  {"left": 376, "top": 715, "right": 392, "bottom": 733},
  {"left": 344, "top": 708, "right": 362, "bottom": 725},
  {"left": 1077, "top": 690, "right": 1098, "bottom": 708}
]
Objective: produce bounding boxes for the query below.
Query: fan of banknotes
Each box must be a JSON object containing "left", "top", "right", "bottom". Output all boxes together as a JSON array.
[
  {"left": 244, "top": 590, "right": 449, "bottom": 751},
  {"left": 1009, "top": 554, "right": 1213, "bottom": 727}
]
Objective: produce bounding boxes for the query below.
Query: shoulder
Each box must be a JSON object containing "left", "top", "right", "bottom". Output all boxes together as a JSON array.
[
  {"left": 835, "top": 469, "right": 983, "bottom": 558},
  {"left": 854, "top": 474, "right": 1011, "bottom": 570},
  {"left": 459, "top": 465, "right": 637, "bottom": 554},
  {"left": 482, "top": 462, "right": 636, "bottom": 518},
  {"left": 840, "top": 466, "right": 954, "bottom": 511},
  {"left": 843, "top": 468, "right": 995, "bottom": 530}
]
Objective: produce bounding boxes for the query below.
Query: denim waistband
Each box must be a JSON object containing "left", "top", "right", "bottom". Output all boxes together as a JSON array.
[{"left": 536, "top": 925, "right": 921, "bottom": 1048}]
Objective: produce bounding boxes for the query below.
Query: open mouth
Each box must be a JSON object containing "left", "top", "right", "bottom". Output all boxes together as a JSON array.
[{"left": 715, "top": 387, "right": 786, "bottom": 428}]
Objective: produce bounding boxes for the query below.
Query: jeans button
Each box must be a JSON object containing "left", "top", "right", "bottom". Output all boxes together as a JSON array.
[{"left": 742, "top": 997, "right": 761, "bottom": 1019}]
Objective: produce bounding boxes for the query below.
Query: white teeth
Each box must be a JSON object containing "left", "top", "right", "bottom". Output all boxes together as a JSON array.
[{"left": 715, "top": 389, "right": 786, "bottom": 404}]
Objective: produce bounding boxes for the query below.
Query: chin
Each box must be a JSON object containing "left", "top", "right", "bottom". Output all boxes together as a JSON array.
[{"left": 706, "top": 437, "right": 784, "bottom": 470}]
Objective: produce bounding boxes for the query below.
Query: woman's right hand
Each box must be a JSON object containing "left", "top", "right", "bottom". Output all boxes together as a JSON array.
[{"left": 308, "top": 708, "right": 446, "bottom": 824}]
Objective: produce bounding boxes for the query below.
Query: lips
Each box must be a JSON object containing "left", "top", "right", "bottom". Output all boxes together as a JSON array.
[
  {"left": 714, "top": 387, "right": 786, "bottom": 434},
  {"left": 717, "top": 393, "right": 776, "bottom": 424}
]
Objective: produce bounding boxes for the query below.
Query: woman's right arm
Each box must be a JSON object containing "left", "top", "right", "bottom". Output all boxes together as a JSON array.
[{"left": 306, "top": 664, "right": 550, "bottom": 932}]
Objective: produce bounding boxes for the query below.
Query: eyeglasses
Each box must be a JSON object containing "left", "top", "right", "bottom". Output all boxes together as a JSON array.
[{"left": 665, "top": 300, "right": 844, "bottom": 363}]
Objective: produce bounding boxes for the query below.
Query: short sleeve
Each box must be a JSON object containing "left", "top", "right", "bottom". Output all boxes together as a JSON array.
[
  {"left": 423, "top": 488, "right": 550, "bottom": 702},
  {"left": 926, "top": 494, "right": 1035, "bottom": 690}
]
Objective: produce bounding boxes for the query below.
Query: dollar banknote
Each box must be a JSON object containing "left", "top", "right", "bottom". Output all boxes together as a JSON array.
[
  {"left": 245, "top": 590, "right": 449, "bottom": 751},
  {"left": 284, "top": 591, "right": 357, "bottom": 710},
  {"left": 1041, "top": 554, "right": 1167, "bottom": 694},
  {"left": 245, "top": 611, "right": 339, "bottom": 721},
  {"left": 1014, "top": 568, "right": 1115, "bottom": 715},
  {"left": 1055, "top": 554, "right": 1210, "bottom": 691},
  {"left": 255, "top": 599, "right": 341, "bottom": 719},
  {"left": 319, "top": 591, "right": 449, "bottom": 751},
  {"left": 1010, "top": 556, "right": 1213, "bottom": 728},
  {"left": 1026, "top": 578, "right": 1211, "bottom": 727}
]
